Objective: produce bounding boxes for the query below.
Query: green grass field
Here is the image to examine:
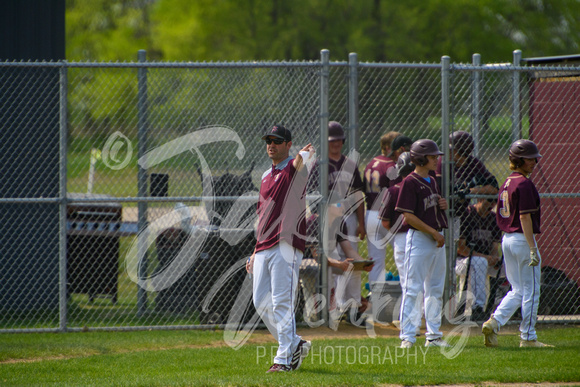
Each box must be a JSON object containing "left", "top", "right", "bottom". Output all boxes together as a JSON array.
[{"left": 1, "top": 325, "right": 578, "bottom": 386}]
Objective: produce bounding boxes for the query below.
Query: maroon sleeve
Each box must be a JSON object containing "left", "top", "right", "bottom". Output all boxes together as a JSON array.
[
  {"left": 352, "top": 164, "right": 364, "bottom": 192},
  {"left": 379, "top": 185, "right": 399, "bottom": 221},
  {"left": 518, "top": 179, "right": 539, "bottom": 214},
  {"left": 395, "top": 176, "right": 416, "bottom": 214}
]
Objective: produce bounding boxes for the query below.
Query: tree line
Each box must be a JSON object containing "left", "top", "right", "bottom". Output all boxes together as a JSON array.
[{"left": 66, "top": 0, "right": 580, "bottom": 63}]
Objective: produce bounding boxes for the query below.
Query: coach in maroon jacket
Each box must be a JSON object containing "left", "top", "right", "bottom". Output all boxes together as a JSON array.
[{"left": 246, "top": 125, "right": 315, "bottom": 372}]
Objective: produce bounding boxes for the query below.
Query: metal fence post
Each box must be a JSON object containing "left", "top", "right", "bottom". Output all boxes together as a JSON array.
[
  {"left": 471, "top": 53, "right": 482, "bottom": 159},
  {"left": 512, "top": 49, "right": 522, "bottom": 142},
  {"left": 137, "top": 50, "right": 149, "bottom": 316},
  {"left": 59, "top": 61, "right": 69, "bottom": 332},
  {"left": 348, "top": 53, "right": 359, "bottom": 152},
  {"left": 320, "top": 49, "right": 330, "bottom": 324},
  {"left": 441, "top": 56, "right": 453, "bottom": 309}
]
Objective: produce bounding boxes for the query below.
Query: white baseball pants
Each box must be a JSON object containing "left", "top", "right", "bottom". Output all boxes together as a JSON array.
[
  {"left": 455, "top": 255, "right": 489, "bottom": 309},
  {"left": 393, "top": 232, "right": 406, "bottom": 284},
  {"left": 400, "top": 229, "right": 446, "bottom": 343},
  {"left": 335, "top": 212, "right": 362, "bottom": 312},
  {"left": 394, "top": 231, "right": 423, "bottom": 329},
  {"left": 365, "top": 210, "right": 389, "bottom": 283},
  {"left": 253, "top": 241, "right": 303, "bottom": 365},
  {"left": 492, "top": 233, "right": 541, "bottom": 341}
]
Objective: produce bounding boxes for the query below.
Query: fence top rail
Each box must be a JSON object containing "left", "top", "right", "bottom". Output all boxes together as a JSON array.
[
  {"left": 359, "top": 62, "right": 440, "bottom": 69},
  {"left": 0, "top": 60, "right": 436, "bottom": 70},
  {"left": 2, "top": 60, "right": 580, "bottom": 73},
  {"left": 451, "top": 63, "right": 580, "bottom": 72},
  {"left": 0, "top": 60, "right": 322, "bottom": 69},
  {"left": 0, "top": 60, "right": 439, "bottom": 71}
]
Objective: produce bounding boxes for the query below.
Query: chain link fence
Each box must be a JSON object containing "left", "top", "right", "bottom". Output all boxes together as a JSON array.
[{"left": 0, "top": 51, "right": 578, "bottom": 332}]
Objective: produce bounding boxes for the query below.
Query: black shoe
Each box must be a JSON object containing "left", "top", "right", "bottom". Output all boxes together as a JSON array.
[
  {"left": 290, "top": 339, "right": 311, "bottom": 370},
  {"left": 471, "top": 306, "right": 487, "bottom": 322},
  {"left": 346, "top": 310, "right": 367, "bottom": 328}
]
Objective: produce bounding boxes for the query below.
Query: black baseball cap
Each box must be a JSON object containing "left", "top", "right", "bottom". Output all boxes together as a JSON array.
[
  {"left": 387, "top": 135, "right": 413, "bottom": 157},
  {"left": 261, "top": 125, "right": 292, "bottom": 142}
]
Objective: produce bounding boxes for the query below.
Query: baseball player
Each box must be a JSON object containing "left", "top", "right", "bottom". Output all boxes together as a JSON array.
[
  {"left": 482, "top": 140, "right": 553, "bottom": 348},
  {"left": 245, "top": 125, "right": 315, "bottom": 372},
  {"left": 379, "top": 151, "right": 423, "bottom": 333},
  {"left": 364, "top": 134, "right": 413, "bottom": 283},
  {"left": 300, "top": 212, "right": 372, "bottom": 325},
  {"left": 308, "top": 121, "right": 367, "bottom": 323},
  {"left": 454, "top": 198, "right": 501, "bottom": 321},
  {"left": 437, "top": 131, "right": 498, "bottom": 239},
  {"left": 395, "top": 140, "right": 449, "bottom": 348}
]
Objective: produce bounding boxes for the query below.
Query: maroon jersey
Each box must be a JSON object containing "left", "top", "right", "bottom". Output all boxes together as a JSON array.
[
  {"left": 308, "top": 155, "right": 363, "bottom": 205},
  {"left": 378, "top": 183, "right": 409, "bottom": 234},
  {"left": 395, "top": 172, "right": 448, "bottom": 231},
  {"left": 437, "top": 156, "right": 496, "bottom": 218},
  {"left": 496, "top": 172, "right": 541, "bottom": 234},
  {"left": 255, "top": 156, "right": 307, "bottom": 253},
  {"left": 459, "top": 204, "right": 502, "bottom": 256},
  {"left": 363, "top": 155, "right": 400, "bottom": 210}
]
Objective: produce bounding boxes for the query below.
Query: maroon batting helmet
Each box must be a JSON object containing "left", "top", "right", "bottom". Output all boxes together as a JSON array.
[
  {"left": 328, "top": 121, "right": 345, "bottom": 141},
  {"left": 410, "top": 139, "right": 443, "bottom": 166},
  {"left": 450, "top": 131, "right": 474, "bottom": 157},
  {"left": 509, "top": 139, "right": 542, "bottom": 167}
]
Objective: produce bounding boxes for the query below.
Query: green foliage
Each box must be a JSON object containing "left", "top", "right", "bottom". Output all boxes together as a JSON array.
[
  {"left": 66, "top": 0, "right": 580, "bottom": 63},
  {"left": 66, "top": 0, "right": 156, "bottom": 61}
]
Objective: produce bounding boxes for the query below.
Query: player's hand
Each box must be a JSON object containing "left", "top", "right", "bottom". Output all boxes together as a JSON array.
[
  {"left": 298, "top": 143, "right": 316, "bottom": 163},
  {"left": 363, "top": 262, "right": 374, "bottom": 272},
  {"left": 486, "top": 255, "right": 499, "bottom": 267},
  {"left": 438, "top": 196, "right": 448, "bottom": 211},
  {"left": 295, "top": 143, "right": 316, "bottom": 171},
  {"left": 246, "top": 253, "right": 255, "bottom": 274},
  {"left": 454, "top": 184, "right": 470, "bottom": 200},
  {"left": 356, "top": 223, "right": 366, "bottom": 241},
  {"left": 529, "top": 247, "right": 540, "bottom": 267},
  {"left": 300, "top": 143, "right": 315, "bottom": 154},
  {"left": 340, "top": 258, "right": 354, "bottom": 272},
  {"left": 432, "top": 231, "right": 445, "bottom": 248}
]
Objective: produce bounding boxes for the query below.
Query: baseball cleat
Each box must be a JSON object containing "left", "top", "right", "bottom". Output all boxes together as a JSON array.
[
  {"left": 400, "top": 340, "right": 414, "bottom": 349},
  {"left": 425, "top": 338, "right": 450, "bottom": 347},
  {"left": 482, "top": 317, "right": 499, "bottom": 347},
  {"left": 290, "top": 339, "right": 311, "bottom": 370},
  {"left": 520, "top": 340, "right": 554, "bottom": 348},
  {"left": 267, "top": 363, "right": 291, "bottom": 373}
]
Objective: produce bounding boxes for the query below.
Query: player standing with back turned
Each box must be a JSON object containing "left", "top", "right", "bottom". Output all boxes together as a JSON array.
[
  {"left": 482, "top": 139, "right": 553, "bottom": 348},
  {"left": 364, "top": 133, "right": 413, "bottom": 283}
]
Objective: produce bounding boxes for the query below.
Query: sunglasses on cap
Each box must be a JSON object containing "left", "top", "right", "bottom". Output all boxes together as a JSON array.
[{"left": 264, "top": 138, "right": 286, "bottom": 145}]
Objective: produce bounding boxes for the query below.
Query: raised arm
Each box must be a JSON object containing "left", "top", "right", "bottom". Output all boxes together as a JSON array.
[{"left": 293, "top": 143, "right": 316, "bottom": 171}]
